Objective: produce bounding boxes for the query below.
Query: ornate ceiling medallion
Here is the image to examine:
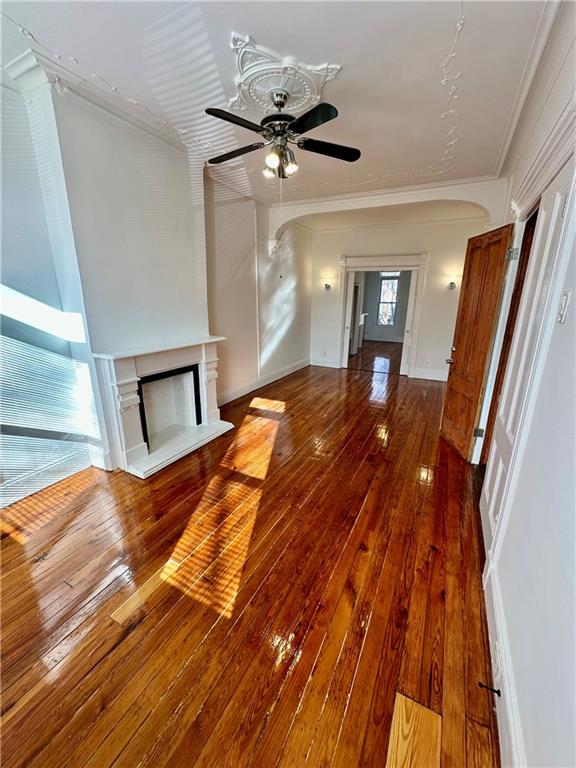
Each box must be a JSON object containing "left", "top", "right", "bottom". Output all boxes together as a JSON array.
[{"left": 228, "top": 32, "right": 341, "bottom": 114}]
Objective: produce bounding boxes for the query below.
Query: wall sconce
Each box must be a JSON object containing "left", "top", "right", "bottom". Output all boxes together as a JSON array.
[
  {"left": 324, "top": 282, "right": 332, "bottom": 291},
  {"left": 447, "top": 281, "right": 457, "bottom": 290}
]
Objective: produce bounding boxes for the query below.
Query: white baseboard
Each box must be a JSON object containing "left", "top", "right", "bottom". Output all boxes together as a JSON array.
[
  {"left": 218, "top": 358, "right": 310, "bottom": 406},
  {"left": 410, "top": 367, "right": 448, "bottom": 382},
  {"left": 484, "top": 566, "right": 527, "bottom": 767},
  {"left": 310, "top": 357, "right": 340, "bottom": 368}
]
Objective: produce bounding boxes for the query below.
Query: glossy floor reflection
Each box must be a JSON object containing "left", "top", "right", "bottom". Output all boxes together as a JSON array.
[
  {"left": 348, "top": 340, "right": 403, "bottom": 375},
  {"left": 0, "top": 365, "right": 499, "bottom": 768}
]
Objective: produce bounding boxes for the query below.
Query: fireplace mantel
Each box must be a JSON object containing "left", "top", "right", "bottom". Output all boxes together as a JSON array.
[
  {"left": 92, "top": 335, "right": 225, "bottom": 360},
  {"left": 93, "top": 337, "right": 232, "bottom": 478}
]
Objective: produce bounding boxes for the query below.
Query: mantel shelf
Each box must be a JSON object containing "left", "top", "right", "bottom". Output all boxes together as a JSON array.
[{"left": 92, "top": 336, "right": 226, "bottom": 360}]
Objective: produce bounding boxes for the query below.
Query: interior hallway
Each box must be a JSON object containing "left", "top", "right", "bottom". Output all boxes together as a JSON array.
[
  {"left": 1, "top": 365, "right": 498, "bottom": 767},
  {"left": 348, "top": 340, "right": 403, "bottom": 375}
]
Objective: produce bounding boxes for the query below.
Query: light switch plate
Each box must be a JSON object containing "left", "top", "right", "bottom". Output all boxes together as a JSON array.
[{"left": 557, "top": 290, "right": 572, "bottom": 324}]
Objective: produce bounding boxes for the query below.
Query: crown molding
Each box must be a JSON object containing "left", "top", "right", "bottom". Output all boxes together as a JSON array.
[
  {"left": 4, "top": 49, "right": 186, "bottom": 153},
  {"left": 267, "top": 174, "right": 503, "bottom": 210},
  {"left": 511, "top": 94, "right": 576, "bottom": 219},
  {"left": 292, "top": 214, "right": 488, "bottom": 235},
  {"left": 493, "top": 0, "right": 562, "bottom": 177}
]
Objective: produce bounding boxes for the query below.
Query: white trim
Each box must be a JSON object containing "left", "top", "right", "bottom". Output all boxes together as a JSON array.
[
  {"left": 493, "top": 1, "right": 562, "bottom": 176},
  {"left": 484, "top": 567, "right": 528, "bottom": 767},
  {"left": 291, "top": 214, "right": 487, "bottom": 235},
  {"left": 488, "top": 164, "right": 575, "bottom": 565},
  {"left": 309, "top": 358, "right": 340, "bottom": 369},
  {"left": 410, "top": 368, "right": 448, "bottom": 383},
  {"left": 470, "top": 221, "right": 526, "bottom": 465},
  {"left": 511, "top": 95, "right": 576, "bottom": 219},
  {"left": 218, "top": 358, "right": 310, "bottom": 406},
  {"left": 269, "top": 177, "right": 510, "bottom": 239},
  {"left": 338, "top": 254, "right": 429, "bottom": 376},
  {"left": 480, "top": 160, "right": 575, "bottom": 768},
  {"left": 5, "top": 49, "right": 186, "bottom": 153}
]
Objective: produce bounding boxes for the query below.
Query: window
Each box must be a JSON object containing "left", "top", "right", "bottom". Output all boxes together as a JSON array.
[{"left": 378, "top": 271, "right": 400, "bottom": 326}]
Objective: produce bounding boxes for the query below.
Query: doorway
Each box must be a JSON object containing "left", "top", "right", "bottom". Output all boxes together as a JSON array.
[
  {"left": 339, "top": 253, "right": 429, "bottom": 377},
  {"left": 347, "top": 270, "right": 412, "bottom": 375}
]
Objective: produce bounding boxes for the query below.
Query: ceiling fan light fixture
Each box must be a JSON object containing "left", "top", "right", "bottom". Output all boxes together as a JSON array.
[
  {"left": 262, "top": 167, "right": 275, "bottom": 179},
  {"left": 265, "top": 148, "right": 281, "bottom": 169},
  {"left": 283, "top": 147, "right": 299, "bottom": 176}
]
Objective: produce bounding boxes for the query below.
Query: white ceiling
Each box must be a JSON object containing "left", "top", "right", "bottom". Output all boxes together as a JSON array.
[{"left": 2, "top": 1, "right": 548, "bottom": 204}]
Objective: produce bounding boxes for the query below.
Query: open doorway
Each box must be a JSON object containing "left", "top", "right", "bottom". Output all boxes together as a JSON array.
[
  {"left": 341, "top": 255, "right": 427, "bottom": 377},
  {"left": 348, "top": 270, "right": 412, "bottom": 375}
]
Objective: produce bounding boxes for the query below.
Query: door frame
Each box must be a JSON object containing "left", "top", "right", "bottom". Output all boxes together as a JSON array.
[
  {"left": 338, "top": 253, "right": 429, "bottom": 376},
  {"left": 480, "top": 160, "right": 575, "bottom": 767}
]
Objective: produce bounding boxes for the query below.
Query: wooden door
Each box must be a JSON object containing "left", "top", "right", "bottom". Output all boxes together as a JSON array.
[
  {"left": 480, "top": 209, "right": 538, "bottom": 464},
  {"left": 440, "top": 224, "right": 514, "bottom": 459}
]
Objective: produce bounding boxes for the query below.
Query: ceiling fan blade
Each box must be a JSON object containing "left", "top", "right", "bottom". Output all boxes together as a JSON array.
[
  {"left": 289, "top": 103, "right": 338, "bottom": 135},
  {"left": 297, "top": 137, "right": 361, "bottom": 162},
  {"left": 205, "top": 108, "right": 264, "bottom": 134},
  {"left": 207, "top": 142, "right": 265, "bottom": 164}
]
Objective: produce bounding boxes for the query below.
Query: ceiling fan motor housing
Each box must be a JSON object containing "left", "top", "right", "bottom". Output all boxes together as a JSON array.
[{"left": 270, "top": 89, "right": 290, "bottom": 110}]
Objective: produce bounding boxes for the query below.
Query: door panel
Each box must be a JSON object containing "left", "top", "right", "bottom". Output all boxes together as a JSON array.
[
  {"left": 481, "top": 159, "right": 574, "bottom": 550},
  {"left": 480, "top": 211, "right": 538, "bottom": 464},
  {"left": 440, "top": 224, "right": 514, "bottom": 459}
]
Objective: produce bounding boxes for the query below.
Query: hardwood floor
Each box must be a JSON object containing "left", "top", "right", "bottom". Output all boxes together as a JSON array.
[
  {"left": 348, "top": 340, "right": 403, "bottom": 374},
  {"left": 0, "top": 365, "right": 499, "bottom": 767}
]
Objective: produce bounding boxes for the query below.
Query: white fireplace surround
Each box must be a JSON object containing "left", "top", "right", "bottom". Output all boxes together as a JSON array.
[{"left": 93, "top": 337, "right": 233, "bottom": 478}]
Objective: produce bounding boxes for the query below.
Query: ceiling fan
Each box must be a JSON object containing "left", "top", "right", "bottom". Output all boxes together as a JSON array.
[{"left": 205, "top": 89, "right": 361, "bottom": 179}]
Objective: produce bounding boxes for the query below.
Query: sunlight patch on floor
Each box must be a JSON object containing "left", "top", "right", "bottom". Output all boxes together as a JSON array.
[
  {"left": 219, "top": 415, "right": 279, "bottom": 480},
  {"left": 0, "top": 468, "right": 103, "bottom": 543},
  {"left": 250, "top": 397, "right": 286, "bottom": 414},
  {"left": 158, "top": 408, "right": 280, "bottom": 617}
]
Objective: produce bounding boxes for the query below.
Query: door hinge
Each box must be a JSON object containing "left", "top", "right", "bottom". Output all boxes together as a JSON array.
[
  {"left": 506, "top": 247, "right": 519, "bottom": 261},
  {"left": 561, "top": 194, "right": 568, "bottom": 219},
  {"left": 473, "top": 427, "right": 485, "bottom": 438}
]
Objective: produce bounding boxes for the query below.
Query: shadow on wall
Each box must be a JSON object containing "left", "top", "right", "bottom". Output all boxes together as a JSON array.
[
  {"left": 259, "top": 228, "right": 298, "bottom": 373},
  {"left": 204, "top": 177, "right": 260, "bottom": 397}
]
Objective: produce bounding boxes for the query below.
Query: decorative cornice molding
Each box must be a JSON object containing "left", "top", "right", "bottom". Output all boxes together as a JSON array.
[
  {"left": 493, "top": 0, "right": 562, "bottom": 176},
  {"left": 228, "top": 32, "right": 340, "bottom": 114},
  {"left": 4, "top": 49, "right": 186, "bottom": 153},
  {"left": 291, "top": 214, "right": 488, "bottom": 235},
  {"left": 268, "top": 174, "right": 504, "bottom": 210},
  {"left": 511, "top": 94, "right": 576, "bottom": 219}
]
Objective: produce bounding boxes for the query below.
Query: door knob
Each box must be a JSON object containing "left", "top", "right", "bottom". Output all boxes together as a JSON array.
[{"left": 446, "top": 358, "right": 454, "bottom": 364}]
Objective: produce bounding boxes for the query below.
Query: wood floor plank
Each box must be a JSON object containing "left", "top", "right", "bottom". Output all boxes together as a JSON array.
[
  {"left": 384, "top": 693, "right": 441, "bottom": 768},
  {"left": 466, "top": 717, "right": 495, "bottom": 768},
  {"left": 0, "top": 365, "right": 500, "bottom": 768}
]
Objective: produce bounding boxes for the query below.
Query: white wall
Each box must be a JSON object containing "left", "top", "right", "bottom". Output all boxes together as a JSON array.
[
  {"left": 362, "top": 270, "right": 411, "bottom": 343},
  {"left": 498, "top": 244, "right": 574, "bottom": 768},
  {"left": 53, "top": 93, "right": 208, "bottom": 355},
  {"left": 258, "top": 223, "right": 311, "bottom": 381},
  {"left": 205, "top": 177, "right": 260, "bottom": 402},
  {"left": 308, "top": 217, "right": 487, "bottom": 379},
  {"left": 205, "top": 182, "right": 311, "bottom": 404}
]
